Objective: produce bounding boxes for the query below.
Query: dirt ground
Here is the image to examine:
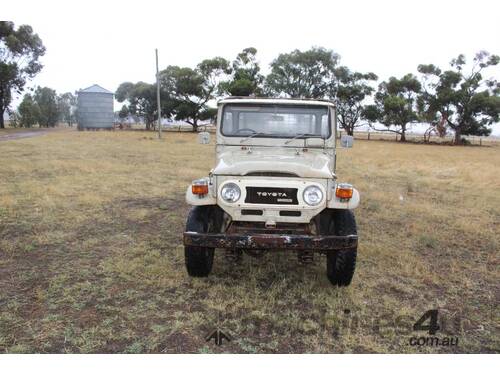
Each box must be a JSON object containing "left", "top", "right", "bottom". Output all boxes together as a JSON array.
[{"left": 0, "top": 130, "right": 498, "bottom": 353}]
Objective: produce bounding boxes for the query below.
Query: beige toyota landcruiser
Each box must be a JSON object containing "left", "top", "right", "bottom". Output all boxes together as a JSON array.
[{"left": 183, "top": 97, "right": 359, "bottom": 286}]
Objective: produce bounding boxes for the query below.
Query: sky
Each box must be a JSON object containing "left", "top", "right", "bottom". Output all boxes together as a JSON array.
[{"left": 4, "top": 0, "right": 500, "bottom": 134}]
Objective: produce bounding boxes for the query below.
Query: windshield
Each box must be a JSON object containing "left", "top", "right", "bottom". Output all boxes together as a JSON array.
[{"left": 221, "top": 104, "right": 330, "bottom": 138}]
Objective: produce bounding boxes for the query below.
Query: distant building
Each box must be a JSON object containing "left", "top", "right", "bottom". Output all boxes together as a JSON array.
[{"left": 77, "top": 84, "right": 114, "bottom": 130}]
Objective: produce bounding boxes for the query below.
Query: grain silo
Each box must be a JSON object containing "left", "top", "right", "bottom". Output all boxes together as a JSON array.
[{"left": 77, "top": 84, "right": 114, "bottom": 130}]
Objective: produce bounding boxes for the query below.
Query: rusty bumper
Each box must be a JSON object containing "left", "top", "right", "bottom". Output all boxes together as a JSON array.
[{"left": 183, "top": 232, "right": 358, "bottom": 251}]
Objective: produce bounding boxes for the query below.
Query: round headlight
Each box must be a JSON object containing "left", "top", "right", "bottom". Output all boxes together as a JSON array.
[
  {"left": 303, "top": 185, "right": 323, "bottom": 206},
  {"left": 221, "top": 183, "right": 241, "bottom": 203}
]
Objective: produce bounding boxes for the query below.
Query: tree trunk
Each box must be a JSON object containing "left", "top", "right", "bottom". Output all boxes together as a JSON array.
[
  {"left": 192, "top": 121, "right": 198, "bottom": 132},
  {"left": 0, "top": 94, "right": 4, "bottom": 128},
  {"left": 454, "top": 128, "right": 462, "bottom": 145},
  {"left": 399, "top": 124, "right": 407, "bottom": 142}
]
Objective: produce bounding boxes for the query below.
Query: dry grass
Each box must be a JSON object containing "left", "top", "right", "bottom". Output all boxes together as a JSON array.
[{"left": 0, "top": 130, "right": 498, "bottom": 353}]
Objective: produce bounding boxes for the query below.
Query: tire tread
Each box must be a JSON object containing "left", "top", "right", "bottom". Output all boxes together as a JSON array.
[
  {"left": 184, "top": 206, "right": 214, "bottom": 277},
  {"left": 326, "top": 210, "right": 357, "bottom": 286}
]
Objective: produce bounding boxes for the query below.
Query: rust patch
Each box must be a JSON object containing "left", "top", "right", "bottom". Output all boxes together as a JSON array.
[{"left": 184, "top": 232, "right": 358, "bottom": 251}]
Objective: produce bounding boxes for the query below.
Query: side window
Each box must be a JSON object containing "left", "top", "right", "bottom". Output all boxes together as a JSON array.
[{"left": 223, "top": 111, "right": 233, "bottom": 133}]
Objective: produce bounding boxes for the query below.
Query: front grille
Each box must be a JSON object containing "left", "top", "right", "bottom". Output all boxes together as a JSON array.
[{"left": 245, "top": 187, "right": 298, "bottom": 205}]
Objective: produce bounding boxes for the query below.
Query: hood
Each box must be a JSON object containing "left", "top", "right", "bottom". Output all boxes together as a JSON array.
[{"left": 213, "top": 146, "right": 335, "bottom": 178}]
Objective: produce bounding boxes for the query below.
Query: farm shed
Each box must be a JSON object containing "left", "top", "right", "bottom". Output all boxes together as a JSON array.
[{"left": 77, "top": 84, "right": 114, "bottom": 130}]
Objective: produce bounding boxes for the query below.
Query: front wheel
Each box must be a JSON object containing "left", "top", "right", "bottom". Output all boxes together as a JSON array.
[
  {"left": 326, "top": 210, "right": 357, "bottom": 286},
  {"left": 184, "top": 206, "right": 215, "bottom": 277}
]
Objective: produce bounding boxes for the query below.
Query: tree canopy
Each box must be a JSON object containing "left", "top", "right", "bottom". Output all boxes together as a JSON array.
[
  {"left": 118, "top": 104, "right": 130, "bottom": 121},
  {"left": 364, "top": 74, "right": 422, "bottom": 141},
  {"left": 0, "top": 21, "right": 45, "bottom": 128},
  {"left": 11, "top": 88, "right": 77, "bottom": 128},
  {"left": 334, "top": 67, "right": 378, "bottom": 135},
  {"left": 223, "top": 47, "right": 264, "bottom": 96},
  {"left": 417, "top": 51, "right": 500, "bottom": 144},
  {"left": 34, "top": 86, "right": 59, "bottom": 127},
  {"left": 17, "top": 93, "right": 39, "bottom": 128},
  {"left": 265, "top": 47, "right": 339, "bottom": 98},
  {"left": 160, "top": 57, "right": 230, "bottom": 131},
  {"left": 57, "top": 92, "right": 76, "bottom": 126},
  {"left": 115, "top": 81, "right": 165, "bottom": 130}
]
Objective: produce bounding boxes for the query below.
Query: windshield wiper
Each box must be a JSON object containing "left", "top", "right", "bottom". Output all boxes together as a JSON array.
[
  {"left": 284, "top": 133, "right": 322, "bottom": 145},
  {"left": 240, "top": 132, "right": 266, "bottom": 144}
]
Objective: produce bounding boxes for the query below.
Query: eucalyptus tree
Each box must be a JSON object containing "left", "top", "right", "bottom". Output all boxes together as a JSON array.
[
  {"left": 334, "top": 67, "right": 378, "bottom": 135},
  {"left": 58, "top": 92, "right": 76, "bottom": 126},
  {"left": 363, "top": 74, "right": 422, "bottom": 142},
  {"left": 265, "top": 47, "right": 340, "bottom": 98},
  {"left": 17, "top": 93, "right": 40, "bottom": 128},
  {"left": 223, "top": 47, "right": 264, "bottom": 96},
  {"left": 417, "top": 51, "right": 499, "bottom": 144},
  {"left": 161, "top": 57, "right": 231, "bottom": 131},
  {"left": 115, "top": 81, "right": 163, "bottom": 130},
  {"left": 34, "top": 86, "right": 59, "bottom": 127},
  {"left": 0, "top": 21, "right": 45, "bottom": 128}
]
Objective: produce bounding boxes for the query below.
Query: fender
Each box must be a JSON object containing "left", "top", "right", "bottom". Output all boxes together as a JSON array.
[
  {"left": 327, "top": 187, "right": 360, "bottom": 210},
  {"left": 185, "top": 185, "right": 217, "bottom": 206}
]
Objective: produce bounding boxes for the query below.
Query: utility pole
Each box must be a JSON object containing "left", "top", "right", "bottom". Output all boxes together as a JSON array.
[{"left": 155, "top": 48, "right": 162, "bottom": 139}]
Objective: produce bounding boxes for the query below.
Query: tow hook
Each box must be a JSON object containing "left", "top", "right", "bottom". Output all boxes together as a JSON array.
[{"left": 265, "top": 220, "right": 276, "bottom": 229}]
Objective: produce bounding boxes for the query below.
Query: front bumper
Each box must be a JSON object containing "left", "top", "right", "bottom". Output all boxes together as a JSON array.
[{"left": 183, "top": 232, "right": 357, "bottom": 251}]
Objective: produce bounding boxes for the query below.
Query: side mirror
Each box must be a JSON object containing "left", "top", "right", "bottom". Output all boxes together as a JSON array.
[
  {"left": 340, "top": 135, "right": 354, "bottom": 148},
  {"left": 198, "top": 131, "right": 211, "bottom": 144}
]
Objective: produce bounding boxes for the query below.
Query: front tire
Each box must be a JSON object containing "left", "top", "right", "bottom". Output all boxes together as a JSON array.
[
  {"left": 185, "top": 206, "right": 215, "bottom": 277},
  {"left": 326, "top": 210, "right": 357, "bottom": 286}
]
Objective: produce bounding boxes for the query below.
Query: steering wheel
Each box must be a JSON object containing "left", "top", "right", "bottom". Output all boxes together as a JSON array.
[{"left": 234, "top": 128, "right": 256, "bottom": 134}]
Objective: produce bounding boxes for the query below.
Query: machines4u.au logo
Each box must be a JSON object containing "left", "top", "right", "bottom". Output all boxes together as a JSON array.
[{"left": 410, "top": 309, "right": 459, "bottom": 347}]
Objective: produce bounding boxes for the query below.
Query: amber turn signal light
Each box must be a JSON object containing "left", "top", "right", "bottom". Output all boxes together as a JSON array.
[
  {"left": 192, "top": 179, "right": 209, "bottom": 195},
  {"left": 336, "top": 183, "right": 353, "bottom": 200}
]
